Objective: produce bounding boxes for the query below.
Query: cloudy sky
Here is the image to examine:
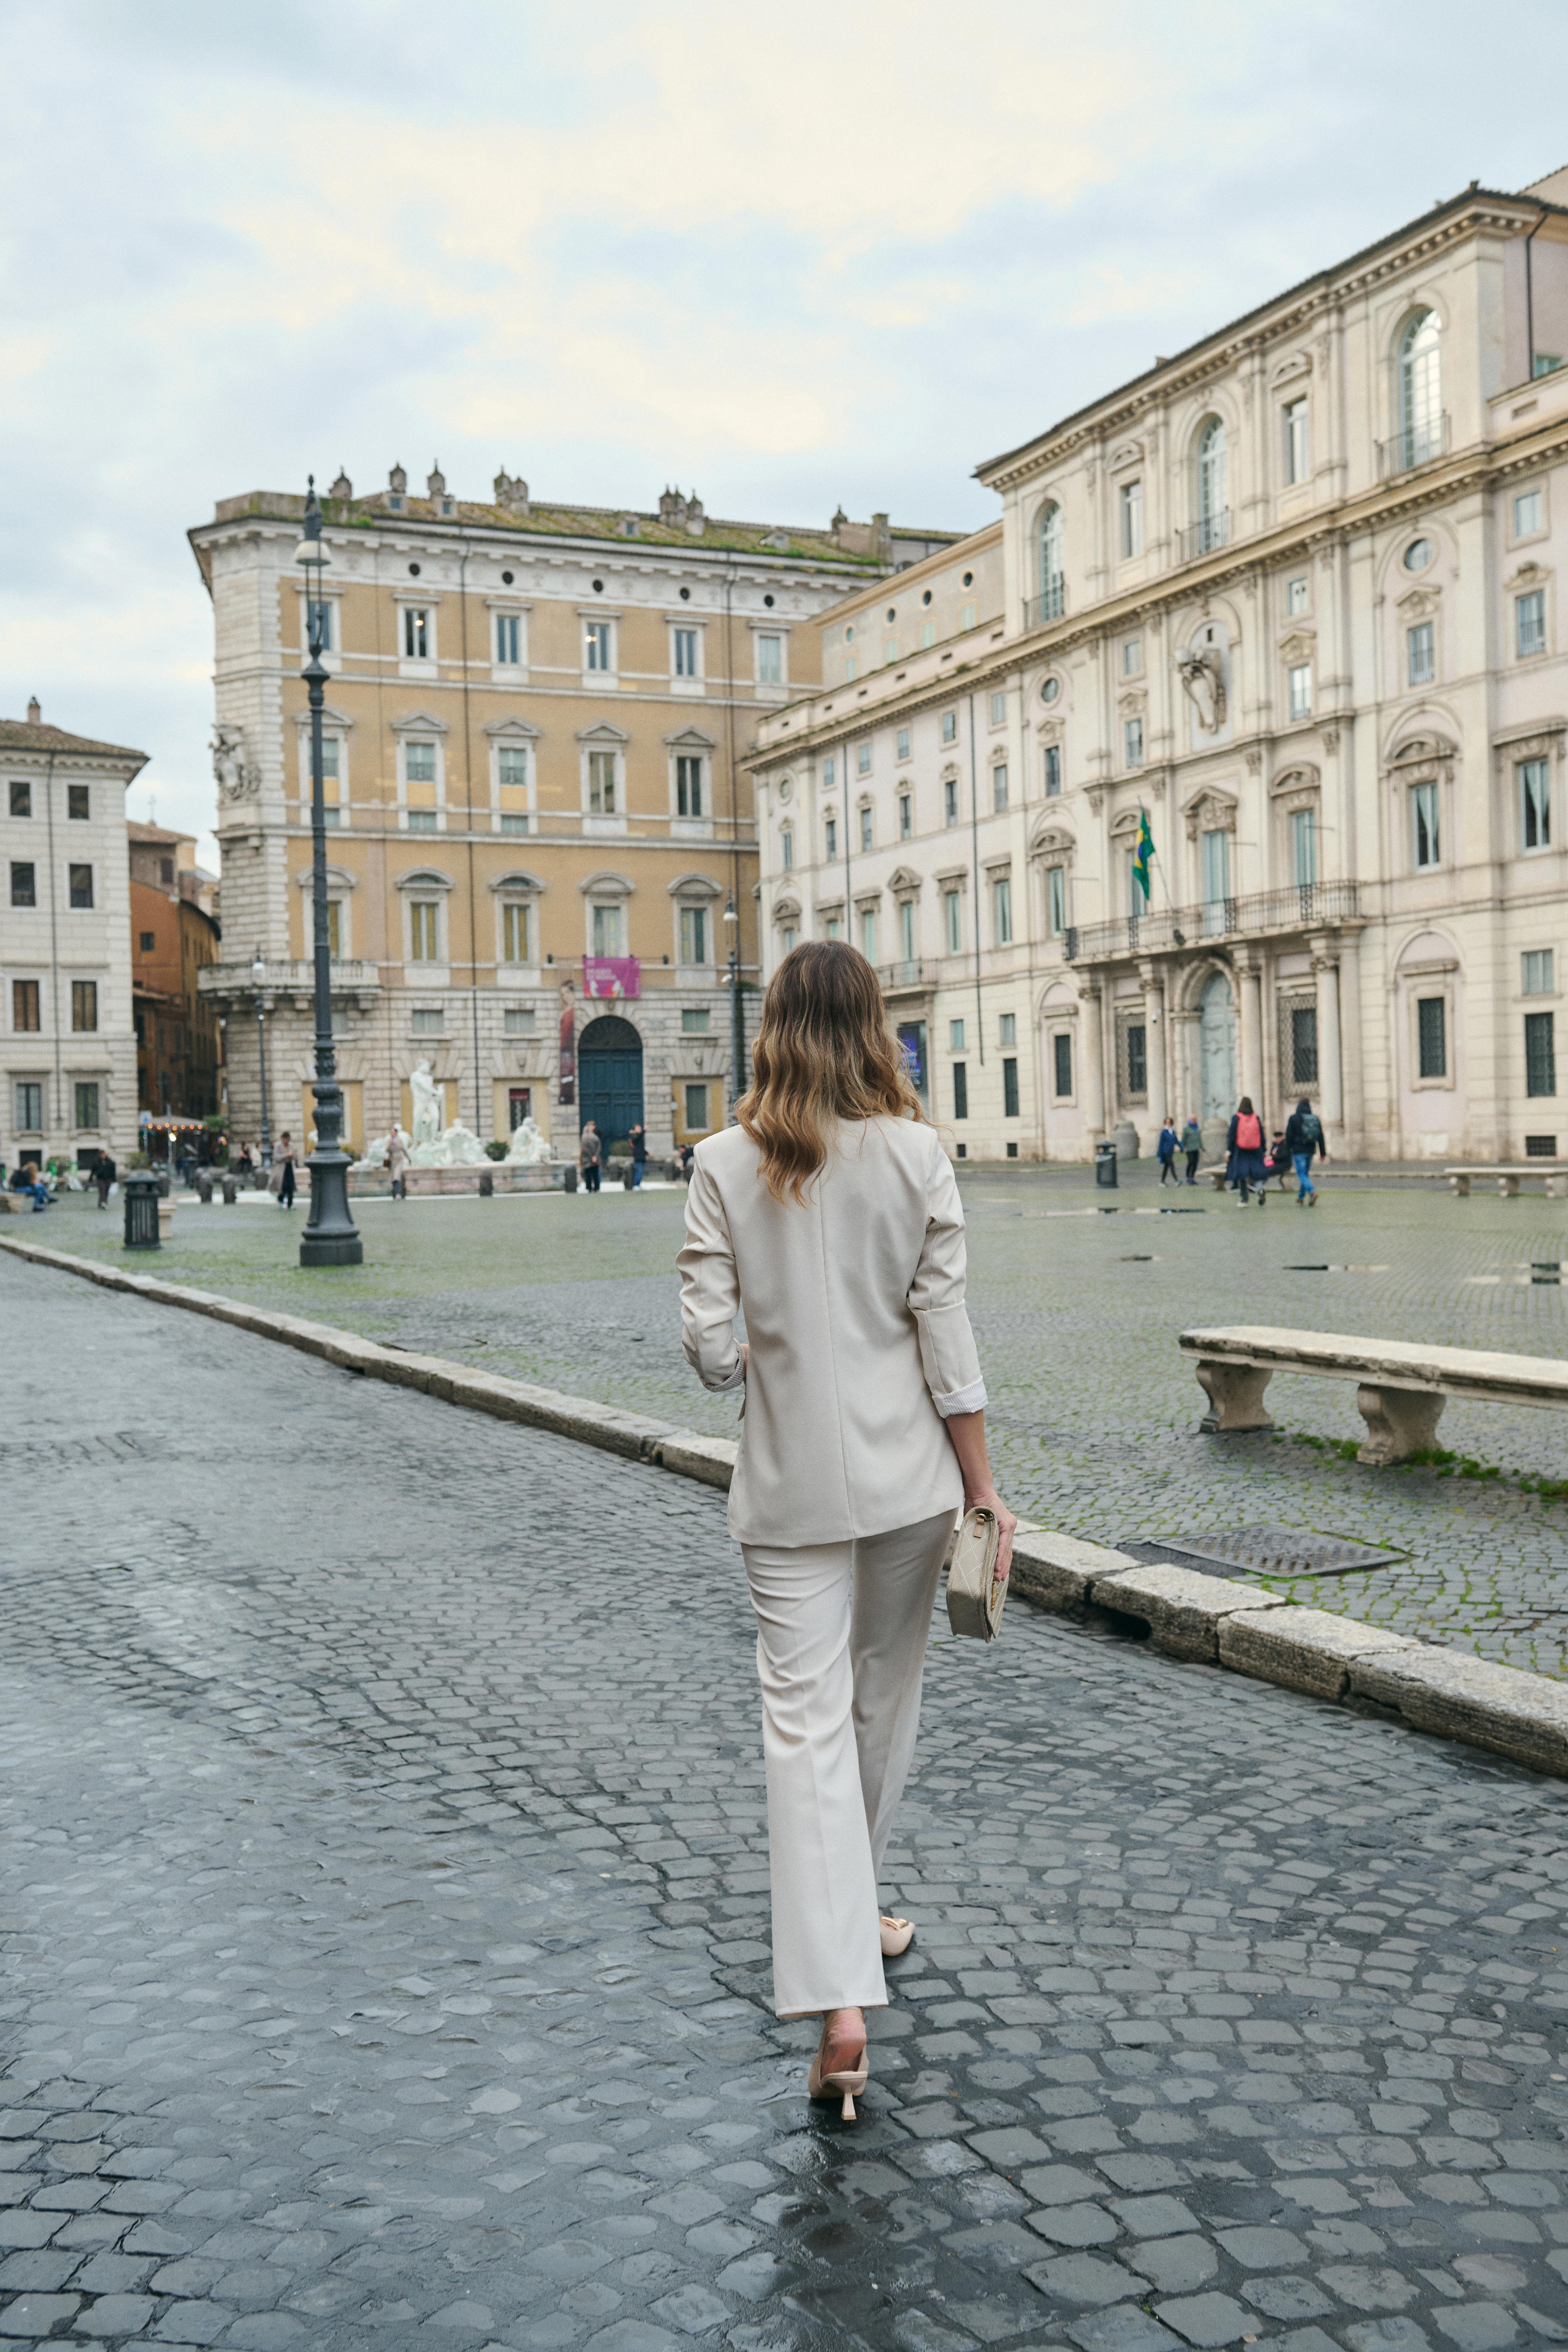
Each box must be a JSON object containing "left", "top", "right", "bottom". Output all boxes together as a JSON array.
[{"left": 5, "top": 0, "right": 1568, "bottom": 859}]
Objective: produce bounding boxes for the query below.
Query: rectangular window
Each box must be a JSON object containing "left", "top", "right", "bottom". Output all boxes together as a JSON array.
[
  {"left": 990, "top": 691, "right": 1006, "bottom": 725},
  {"left": 1291, "top": 807, "right": 1317, "bottom": 886},
  {"left": 1044, "top": 743, "right": 1061, "bottom": 796},
  {"left": 1047, "top": 865, "right": 1067, "bottom": 936},
  {"left": 1202, "top": 828, "right": 1230, "bottom": 931},
  {"left": 844, "top": 655, "right": 857, "bottom": 682},
  {"left": 680, "top": 906, "right": 708, "bottom": 964},
  {"left": 1526, "top": 1010, "right": 1557, "bottom": 1096},
  {"left": 495, "top": 612, "right": 520, "bottom": 665},
  {"left": 676, "top": 755, "right": 704, "bottom": 817},
  {"left": 780, "top": 827, "right": 793, "bottom": 870},
  {"left": 919, "top": 621, "right": 935, "bottom": 649},
  {"left": 900, "top": 899, "right": 915, "bottom": 961},
  {"left": 944, "top": 780, "right": 958, "bottom": 827},
  {"left": 1122, "top": 639, "right": 1143, "bottom": 679},
  {"left": 1003, "top": 1057, "right": 1019, "bottom": 1118},
  {"left": 497, "top": 745, "right": 528, "bottom": 786},
  {"left": 502, "top": 903, "right": 532, "bottom": 964},
  {"left": 945, "top": 890, "right": 962, "bottom": 954},
  {"left": 898, "top": 792, "right": 911, "bottom": 839},
  {"left": 672, "top": 627, "right": 698, "bottom": 678},
  {"left": 824, "top": 917, "right": 840, "bottom": 940},
  {"left": 1284, "top": 396, "right": 1309, "bottom": 485},
  {"left": 504, "top": 1009, "right": 536, "bottom": 1037},
  {"left": 684, "top": 1082, "right": 710, "bottom": 1132},
  {"left": 324, "top": 899, "right": 342, "bottom": 956},
  {"left": 507, "top": 1085, "right": 533, "bottom": 1128},
  {"left": 74, "top": 1081, "right": 100, "bottom": 1130},
  {"left": 952, "top": 1062, "right": 968, "bottom": 1120},
  {"left": 822, "top": 758, "right": 835, "bottom": 789},
  {"left": 67, "top": 784, "right": 90, "bottom": 821},
  {"left": 409, "top": 902, "right": 440, "bottom": 961},
  {"left": 308, "top": 599, "right": 334, "bottom": 652},
  {"left": 999, "top": 1012, "right": 1017, "bottom": 1049},
  {"left": 1053, "top": 1032, "right": 1073, "bottom": 1098},
  {"left": 406, "top": 810, "right": 437, "bottom": 833},
  {"left": 994, "top": 876, "right": 1013, "bottom": 944},
  {"left": 9, "top": 780, "right": 30, "bottom": 817},
  {"left": 592, "top": 903, "right": 623, "bottom": 956},
  {"left": 860, "top": 907, "right": 876, "bottom": 960},
  {"left": 1287, "top": 576, "right": 1309, "bottom": 616},
  {"left": 405, "top": 740, "right": 436, "bottom": 782},
  {"left": 69, "top": 863, "right": 93, "bottom": 908},
  {"left": 586, "top": 620, "right": 613, "bottom": 672},
  {"left": 1288, "top": 663, "right": 1312, "bottom": 721},
  {"left": 1120, "top": 477, "right": 1143, "bottom": 558},
  {"left": 1523, "top": 948, "right": 1555, "bottom": 996},
  {"left": 588, "top": 751, "right": 617, "bottom": 814},
  {"left": 1517, "top": 589, "right": 1547, "bottom": 658},
  {"left": 992, "top": 764, "right": 1009, "bottom": 812},
  {"left": 950, "top": 1019, "right": 965, "bottom": 1051},
  {"left": 883, "top": 635, "right": 898, "bottom": 665},
  {"left": 1514, "top": 487, "right": 1544, "bottom": 537},
  {"left": 756, "top": 634, "right": 782, "bottom": 684},
  {"left": 140, "top": 931, "right": 154, "bottom": 951},
  {"left": 16, "top": 1080, "right": 42, "bottom": 1130},
  {"left": 318, "top": 737, "right": 340, "bottom": 782},
  {"left": 858, "top": 742, "right": 872, "bottom": 778},
  {"left": 1521, "top": 756, "right": 1551, "bottom": 850},
  {"left": 859, "top": 805, "right": 872, "bottom": 851},
  {"left": 1126, "top": 1022, "right": 1147, "bottom": 1097},
  {"left": 12, "top": 979, "right": 39, "bottom": 1031},
  {"left": 681, "top": 1008, "right": 710, "bottom": 1034},
  {"left": 402, "top": 607, "right": 429, "bottom": 660},
  {"left": 71, "top": 980, "right": 97, "bottom": 1032},
  {"left": 1407, "top": 620, "right": 1435, "bottom": 686},
  {"left": 1412, "top": 780, "right": 1440, "bottom": 868},
  {"left": 897, "top": 727, "right": 911, "bottom": 760},
  {"left": 961, "top": 602, "right": 976, "bottom": 631},
  {"left": 1417, "top": 994, "right": 1447, "bottom": 1079},
  {"left": 942, "top": 711, "right": 957, "bottom": 745},
  {"left": 825, "top": 816, "right": 837, "bottom": 859},
  {"left": 1124, "top": 716, "right": 1143, "bottom": 767}
]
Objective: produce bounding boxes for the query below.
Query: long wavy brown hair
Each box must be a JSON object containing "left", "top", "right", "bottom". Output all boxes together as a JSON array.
[{"left": 738, "top": 940, "right": 923, "bottom": 1201}]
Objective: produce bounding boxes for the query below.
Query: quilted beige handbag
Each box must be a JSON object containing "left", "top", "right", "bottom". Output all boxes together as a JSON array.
[{"left": 945, "top": 1506, "right": 1007, "bottom": 1641}]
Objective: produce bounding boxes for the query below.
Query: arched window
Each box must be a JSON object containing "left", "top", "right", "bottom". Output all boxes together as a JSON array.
[
  {"left": 1197, "top": 418, "right": 1228, "bottom": 552},
  {"left": 1037, "top": 503, "right": 1064, "bottom": 621},
  {"left": 1400, "top": 310, "right": 1443, "bottom": 466}
]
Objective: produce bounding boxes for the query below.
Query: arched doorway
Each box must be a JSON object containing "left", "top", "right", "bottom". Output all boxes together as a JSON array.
[
  {"left": 1199, "top": 971, "right": 1237, "bottom": 1125},
  {"left": 578, "top": 1015, "right": 644, "bottom": 1150}
]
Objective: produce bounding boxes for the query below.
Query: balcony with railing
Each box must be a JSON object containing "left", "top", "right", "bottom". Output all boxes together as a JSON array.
[
  {"left": 1064, "top": 878, "right": 1359, "bottom": 964},
  {"left": 1175, "top": 508, "right": 1230, "bottom": 564},
  {"left": 1023, "top": 574, "right": 1067, "bottom": 630},
  {"left": 1376, "top": 413, "right": 1450, "bottom": 478},
  {"left": 878, "top": 958, "right": 938, "bottom": 997}
]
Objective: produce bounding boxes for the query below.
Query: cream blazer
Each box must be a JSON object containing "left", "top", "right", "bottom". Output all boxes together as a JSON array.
[{"left": 677, "top": 1115, "right": 986, "bottom": 1546}]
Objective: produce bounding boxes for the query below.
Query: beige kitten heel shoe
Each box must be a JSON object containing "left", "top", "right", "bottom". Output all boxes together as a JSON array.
[
  {"left": 879, "top": 1913, "right": 915, "bottom": 1958},
  {"left": 807, "top": 2011, "right": 869, "bottom": 2123}
]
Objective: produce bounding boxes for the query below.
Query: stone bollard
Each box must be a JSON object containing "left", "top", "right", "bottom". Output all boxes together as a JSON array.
[
  {"left": 221, "top": 1176, "right": 237, "bottom": 1206},
  {"left": 563, "top": 1164, "right": 578, "bottom": 1193},
  {"left": 478, "top": 1169, "right": 494, "bottom": 1198},
  {"left": 197, "top": 1171, "right": 214, "bottom": 1205}
]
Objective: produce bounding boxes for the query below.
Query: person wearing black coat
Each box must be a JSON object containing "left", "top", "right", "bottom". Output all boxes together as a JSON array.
[{"left": 1283, "top": 1097, "right": 1328, "bottom": 1206}]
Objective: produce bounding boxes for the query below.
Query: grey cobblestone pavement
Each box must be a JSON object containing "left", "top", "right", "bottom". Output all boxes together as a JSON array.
[
  {"left": 37, "top": 1163, "right": 1568, "bottom": 1674},
  {"left": 3, "top": 1251, "right": 1568, "bottom": 2352}
]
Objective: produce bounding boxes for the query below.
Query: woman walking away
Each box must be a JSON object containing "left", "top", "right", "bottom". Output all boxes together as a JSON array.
[
  {"left": 678, "top": 941, "right": 1014, "bottom": 2123},
  {"left": 1284, "top": 1096, "right": 1328, "bottom": 1206},
  {"left": 1227, "top": 1098, "right": 1266, "bottom": 1206},
  {"left": 1180, "top": 1115, "right": 1203, "bottom": 1185},
  {"left": 1156, "top": 1118, "right": 1179, "bottom": 1185}
]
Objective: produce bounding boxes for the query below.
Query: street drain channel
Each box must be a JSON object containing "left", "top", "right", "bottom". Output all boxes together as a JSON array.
[{"left": 1123, "top": 1525, "right": 1407, "bottom": 1578}]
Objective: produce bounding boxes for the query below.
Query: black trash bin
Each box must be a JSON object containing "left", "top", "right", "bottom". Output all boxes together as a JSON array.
[
  {"left": 123, "top": 1171, "right": 161, "bottom": 1250},
  {"left": 1095, "top": 1142, "right": 1118, "bottom": 1190}
]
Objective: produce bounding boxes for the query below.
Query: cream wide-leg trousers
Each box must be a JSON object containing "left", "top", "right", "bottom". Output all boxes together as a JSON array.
[{"left": 740, "top": 1508, "right": 955, "bottom": 2020}]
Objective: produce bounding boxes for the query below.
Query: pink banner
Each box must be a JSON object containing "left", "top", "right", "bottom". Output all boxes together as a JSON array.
[{"left": 583, "top": 956, "right": 641, "bottom": 1000}]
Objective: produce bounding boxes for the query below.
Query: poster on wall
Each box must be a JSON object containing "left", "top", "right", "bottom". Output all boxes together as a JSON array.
[
  {"left": 558, "top": 978, "right": 576, "bottom": 1106},
  {"left": 583, "top": 956, "right": 641, "bottom": 1000}
]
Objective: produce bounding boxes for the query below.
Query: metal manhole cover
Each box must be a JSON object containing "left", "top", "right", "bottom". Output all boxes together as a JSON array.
[{"left": 1123, "top": 1525, "right": 1405, "bottom": 1578}]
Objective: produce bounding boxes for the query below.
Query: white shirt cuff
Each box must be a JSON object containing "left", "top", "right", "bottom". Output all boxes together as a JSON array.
[
  {"left": 703, "top": 1355, "right": 746, "bottom": 1393},
  {"left": 933, "top": 1377, "right": 987, "bottom": 1419}
]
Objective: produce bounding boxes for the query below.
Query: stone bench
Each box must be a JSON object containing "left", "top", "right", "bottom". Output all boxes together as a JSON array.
[
  {"left": 1179, "top": 1321, "right": 1568, "bottom": 1463},
  {"left": 1447, "top": 1162, "right": 1568, "bottom": 1198}
]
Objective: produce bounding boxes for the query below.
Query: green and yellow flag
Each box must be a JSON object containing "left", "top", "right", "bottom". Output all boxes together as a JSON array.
[{"left": 1133, "top": 807, "right": 1155, "bottom": 903}]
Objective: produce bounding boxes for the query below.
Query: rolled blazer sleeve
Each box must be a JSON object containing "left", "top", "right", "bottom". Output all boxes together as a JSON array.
[
  {"left": 907, "top": 1139, "right": 987, "bottom": 1418},
  {"left": 677, "top": 1157, "right": 746, "bottom": 1392}
]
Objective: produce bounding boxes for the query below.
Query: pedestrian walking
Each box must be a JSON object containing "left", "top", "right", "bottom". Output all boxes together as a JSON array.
[
  {"left": 678, "top": 940, "right": 1014, "bottom": 2126},
  {"left": 273, "top": 1132, "right": 298, "bottom": 1210},
  {"left": 1156, "top": 1118, "right": 1179, "bottom": 1185},
  {"left": 386, "top": 1125, "right": 408, "bottom": 1201},
  {"left": 579, "top": 1120, "right": 602, "bottom": 1194},
  {"left": 1227, "top": 1097, "right": 1267, "bottom": 1206},
  {"left": 1284, "top": 1095, "right": 1328, "bottom": 1206},
  {"left": 94, "top": 1151, "right": 116, "bottom": 1210},
  {"left": 676, "top": 1141, "right": 694, "bottom": 1184},
  {"left": 1180, "top": 1115, "right": 1203, "bottom": 1184},
  {"left": 630, "top": 1122, "right": 647, "bottom": 1190}
]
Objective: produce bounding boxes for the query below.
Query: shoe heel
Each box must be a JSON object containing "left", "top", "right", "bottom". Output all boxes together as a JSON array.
[{"left": 841, "top": 2089, "right": 856, "bottom": 2123}]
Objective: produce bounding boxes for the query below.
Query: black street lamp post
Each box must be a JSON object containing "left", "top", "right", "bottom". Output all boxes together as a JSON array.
[
  {"left": 295, "top": 479, "right": 362, "bottom": 1266},
  {"left": 250, "top": 948, "right": 272, "bottom": 1172}
]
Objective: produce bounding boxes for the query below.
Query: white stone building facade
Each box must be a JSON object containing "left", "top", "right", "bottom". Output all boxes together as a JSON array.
[{"left": 752, "top": 173, "right": 1568, "bottom": 1164}]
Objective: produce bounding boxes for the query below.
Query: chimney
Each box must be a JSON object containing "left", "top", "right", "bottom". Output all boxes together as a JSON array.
[{"left": 26, "top": 696, "right": 40, "bottom": 724}]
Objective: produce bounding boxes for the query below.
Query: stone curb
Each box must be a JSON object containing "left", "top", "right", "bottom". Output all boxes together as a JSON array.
[{"left": 4, "top": 1231, "right": 1562, "bottom": 1782}]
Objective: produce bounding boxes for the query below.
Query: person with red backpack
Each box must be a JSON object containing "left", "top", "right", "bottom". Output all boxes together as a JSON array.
[{"left": 1227, "top": 1096, "right": 1267, "bottom": 1206}]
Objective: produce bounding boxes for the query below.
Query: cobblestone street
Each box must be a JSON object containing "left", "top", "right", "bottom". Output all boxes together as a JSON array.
[
  {"left": 41, "top": 1164, "right": 1568, "bottom": 1673},
  {"left": 3, "top": 1251, "right": 1568, "bottom": 2352}
]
